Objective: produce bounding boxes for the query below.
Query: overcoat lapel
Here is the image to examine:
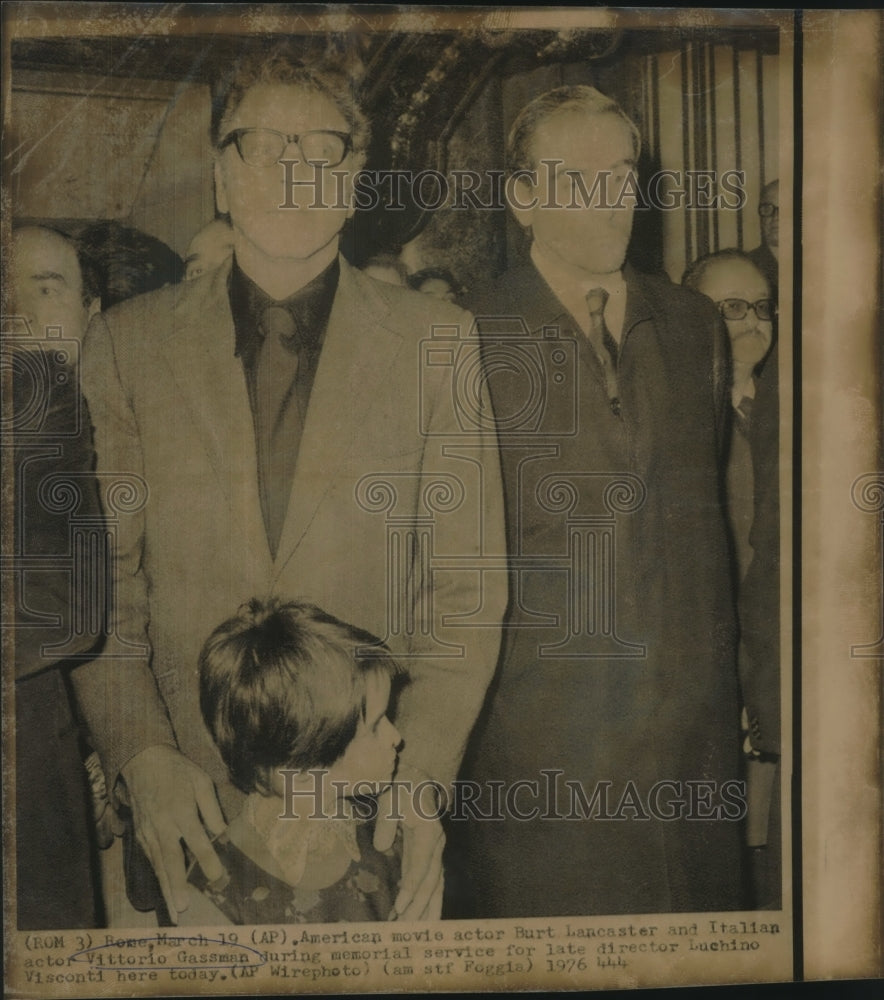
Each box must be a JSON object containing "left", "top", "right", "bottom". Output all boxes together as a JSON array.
[
  {"left": 489, "top": 263, "right": 608, "bottom": 390},
  {"left": 490, "top": 263, "right": 572, "bottom": 333}
]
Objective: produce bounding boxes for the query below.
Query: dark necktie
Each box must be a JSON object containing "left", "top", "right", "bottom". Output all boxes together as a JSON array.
[
  {"left": 586, "top": 287, "right": 621, "bottom": 416},
  {"left": 256, "top": 305, "right": 302, "bottom": 558}
]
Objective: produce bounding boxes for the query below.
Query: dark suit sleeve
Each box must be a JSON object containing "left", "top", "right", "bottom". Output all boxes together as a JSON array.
[
  {"left": 739, "top": 346, "right": 781, "bottom": 754},
  {"left": 10, "top": 345, "right": 103, "bottom": 677},
  {"left": 711, "top": 311, "right": 733, "bottom": 462},
  {"left": 69, "top": 312, "right": 177, "bottom": 788}
]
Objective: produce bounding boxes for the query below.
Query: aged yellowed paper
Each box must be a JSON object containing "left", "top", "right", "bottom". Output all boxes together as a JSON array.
[{"left": 2, "top": 6, "right": 880, "bottom": 995}]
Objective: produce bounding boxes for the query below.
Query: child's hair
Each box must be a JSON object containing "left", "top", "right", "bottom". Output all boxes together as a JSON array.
[{"left": 199, "top": 598, "right": 401, "bottom": 795}]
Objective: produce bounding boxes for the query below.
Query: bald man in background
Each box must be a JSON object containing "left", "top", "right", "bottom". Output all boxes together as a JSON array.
[
  {"left": 6, "top": 226, "right": 103, "bottom": 927},
  {"left": 748, "top": 179, "right": 779, "bottom": 297}
]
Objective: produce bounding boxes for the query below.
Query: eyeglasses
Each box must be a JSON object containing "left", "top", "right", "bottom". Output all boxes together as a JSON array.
[
  {"left": 758, "top": 202, "right": 779, "bottom": 218},
  {"left": 218, "top": 128, "right": 352, "bottom": 168},
  {"left": 717, "top": 298, "right": 776, "bottom": 322}
]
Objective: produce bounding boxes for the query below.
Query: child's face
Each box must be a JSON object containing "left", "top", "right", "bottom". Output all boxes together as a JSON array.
[{"left": 327, "top": 672, "right": 401, "bottom": 796}]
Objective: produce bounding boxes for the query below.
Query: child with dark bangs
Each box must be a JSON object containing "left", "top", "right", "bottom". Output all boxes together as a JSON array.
[{"left": 184, "top": 597, "right": 404, "bottom": 924}]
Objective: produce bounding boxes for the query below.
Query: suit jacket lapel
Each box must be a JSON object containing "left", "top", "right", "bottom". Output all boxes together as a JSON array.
[
  {"left": 271, "top": 259, "right": 403, "bottom": 582},
  {"left": 157, "top": 262, "right": 271, "bottom": 570}
]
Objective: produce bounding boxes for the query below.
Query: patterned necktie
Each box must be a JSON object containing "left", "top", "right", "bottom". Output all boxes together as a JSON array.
[
  {"left": 734, "top": 394, "right": 754, "bottom": 437},
  {"left": 256, "top": 305, "right": 302, "bottom": 558},
  {"left": 586, "top": 287, "right": 621, "bottom": 416}
]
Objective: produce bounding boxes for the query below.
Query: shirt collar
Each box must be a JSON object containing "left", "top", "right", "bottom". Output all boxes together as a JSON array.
[
  {"left": 530, "top": 241, "right": 627, "bottom": 338},
  {"left": 229, "top": 256, "right": 340, "bottom": 365},
  {"left": 531, "top": 242, "right": 626, "bottom": 299}
]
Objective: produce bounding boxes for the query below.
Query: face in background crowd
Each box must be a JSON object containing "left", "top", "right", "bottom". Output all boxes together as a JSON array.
[
  {"left": 9, "top": 227, "right": 97, "bottom": 339},
  {"left": 185, "top": 218, "right": 234, "bottom": 281},
  {"left": 695, "top": 257, "right": 774, "bottom": 373},
  {"left": 214, "top": 83, "right": 358, "bottom": 277},
  {"left": 416, "top": 276, "right": 457, "bottom": 302},
  {"left": 362, "top": 254, "right": 408, "bottom": 287},
  {"left": 759, "top": 179, "right": 779, "bottom": 253},
  {"left": 514, "top": 109, "right": 637, "bottom": 276}
]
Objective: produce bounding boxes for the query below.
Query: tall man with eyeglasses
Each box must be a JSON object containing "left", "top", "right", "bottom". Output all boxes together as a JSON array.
[{"left": 73, "top": 46, "right": 506, "bottom": 925}]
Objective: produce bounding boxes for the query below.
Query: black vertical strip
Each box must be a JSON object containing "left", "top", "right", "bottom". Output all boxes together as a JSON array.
[
  {"left": 709, "top": 44, "right": 720, "bottom": 251},
  {"left": 733, "top": 46, "right": 744, "bottom": 248},
  {"left": 694, "top": 44, "right": 701, "bottom": 253},
  {"left": 647, "top": 57, "right": 653, "bottom": 155},
  {"left": 791, "top": 10, "right": 804, "bottom": 984},
  {"left": 757, "top": 47, "right": 767, "bottom": 190},
  {"left": 696, "top": 43, "right": 709, "bottom": 257},
  {"left": 651, "top": 53, "right": 660, "bottom": 161},
  {"left": 681, "top": 43, "right": 693, "bottom": 266}
]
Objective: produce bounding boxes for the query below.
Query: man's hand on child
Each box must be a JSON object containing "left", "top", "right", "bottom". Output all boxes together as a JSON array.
[
  {"left": 373, "top": 766, "right": 445, "bottom": 921},
  {"left": 118, "top": 744, "right": 227, "bottom": 923},
  {"left": 394, "top": 822, "right": 444, "bottom": 920}
]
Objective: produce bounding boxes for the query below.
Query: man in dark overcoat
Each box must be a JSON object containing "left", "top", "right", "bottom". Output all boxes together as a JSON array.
[
  {"left": 8, "top": 226, "right": 103, "bottom": 928},
  {"left": 461, "top": 86, "right": 744, "bottom": 917}
]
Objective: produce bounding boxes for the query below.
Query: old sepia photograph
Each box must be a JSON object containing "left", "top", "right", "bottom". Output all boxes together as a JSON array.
[{"left": 2, "top": 5, "right": 880, "bottom": 995}]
